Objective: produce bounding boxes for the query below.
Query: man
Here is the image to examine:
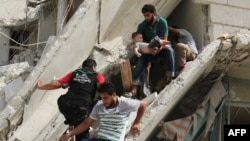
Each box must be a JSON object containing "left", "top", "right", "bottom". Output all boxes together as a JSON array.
[
  {"left": 59, "top": 82, "right": 147, "bottom": 141},
  {"left": 131, "top": 4, "right": 175, "bottom": 94},
  {"left": 37, "top": 58, "right": 105, "bottom": 141},
  {"left": 168, "top": 26, "right": 198, "bottom": 74}
]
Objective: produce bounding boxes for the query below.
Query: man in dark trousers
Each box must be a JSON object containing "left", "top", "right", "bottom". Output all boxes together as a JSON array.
[
  {"left": 59, "top": 82, "right": 147, "bottom": 141},
  {"left": 37, "top": 58, "right": 105, "bottom": 141},
  {"left": 131, "top": 4, "right": 175, "bottom": 95}
]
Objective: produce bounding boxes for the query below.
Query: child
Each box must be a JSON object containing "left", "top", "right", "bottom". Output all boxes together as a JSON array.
[
  {"left": 125, "top": 32, "right": 170, "bottom": 98},
  {"left": 131, "top": 32, "right": 170, "bottom": 58}
]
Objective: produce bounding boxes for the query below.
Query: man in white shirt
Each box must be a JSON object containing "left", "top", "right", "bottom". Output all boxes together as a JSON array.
[{"left": 59, "top": 82, "right": 147, "bottom": 141}]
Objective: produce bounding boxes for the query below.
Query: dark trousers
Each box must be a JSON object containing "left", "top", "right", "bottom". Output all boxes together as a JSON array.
[
  {"left": 133, "top": 47, "right": 175, "bottom": 84},
  {"left": 57, "top": 95, "right": 90, "bottom": 141}
]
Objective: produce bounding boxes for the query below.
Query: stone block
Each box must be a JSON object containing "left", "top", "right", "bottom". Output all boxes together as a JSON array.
[
  {"left": 4, "top": 77, "right": 24, "bottom": 102},
  {"left": 228, "top": 0, "right": 250, "bottom": 9},
  {"left": 210, "top": 4, "right": 243, "bottom": 27},
  {"left": 220, "top": 39, "right": 233, "bottom": 50},
  {"left": 242, "top": 9, "right": 250, "bottom": 28},
  {"left": 236, "top": 37, "right": 249, "bottom": 50}
]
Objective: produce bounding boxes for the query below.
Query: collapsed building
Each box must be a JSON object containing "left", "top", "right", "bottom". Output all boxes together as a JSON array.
[{"left": 0, "top": 0, "right": 250, "bottom": 141}]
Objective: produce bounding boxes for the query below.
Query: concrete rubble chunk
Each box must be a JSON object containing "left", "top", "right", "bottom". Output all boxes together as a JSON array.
[
  {"left": 1, "top": 0, "right": 250, "bottom": 140},
  {"left": 235, "top": 36, "right": 250, "bottom": 50},
  {"left": 220, "top": 39, "right": 233, "bottom": 50},
  {"left": 233, "top": 52, "right": 249, "bottom": 62}
]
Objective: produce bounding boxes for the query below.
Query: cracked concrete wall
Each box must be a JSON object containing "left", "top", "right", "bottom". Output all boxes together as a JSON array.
[
  {"left": 1, "top": 0, "right": 250, "bottom": 141},
  {"left": 0, "top": 62, "right": 30, "bottom": 140},
  {"left": 0, "top": 0, "right": 98, "bottom": 140},
  {"left": 0, "top": 0, "right": 39, "bottom": 27},
  {"left": 194, "top": 0, "right": 250, "bottom": 41}
]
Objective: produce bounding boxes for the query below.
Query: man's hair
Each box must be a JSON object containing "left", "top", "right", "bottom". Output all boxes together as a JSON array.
[
  {"left": 97, "top": 82, "right": 116, "bottom": 95},
  {"left": 82, "top": 58, "right": 97, "bottom": 68},
  {"left": 141, "top": 4, "right": 156, "bottom": 14},
  {"left": 132, "top": 32, "right": 141, "bottom": 39}
]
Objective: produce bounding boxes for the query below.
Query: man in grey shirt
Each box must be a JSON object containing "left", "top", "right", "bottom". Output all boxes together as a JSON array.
[
  {"left": 59, "top": 82, "right": 147, "bottom": 141},
  {"left": 169, "top": 26, "right": 198, "bottom": 73}
]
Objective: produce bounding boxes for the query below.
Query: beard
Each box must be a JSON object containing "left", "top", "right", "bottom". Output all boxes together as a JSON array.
[
  {"left": 105, "top": 98, "right": 116, "bottom": 109},
  {"left": 146, "top": 16, "right": 155, "bottom": 25}
]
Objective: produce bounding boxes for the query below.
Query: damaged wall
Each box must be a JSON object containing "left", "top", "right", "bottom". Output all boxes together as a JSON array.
[
  {"left": 0, "top": 0, "right": 250, "bottom": 141},
  {"left": 0, "top": 0, "right": 99, "bottom": 140},
  {"left": 0, "top": 28, "right": 10, "bottom": 65},
  {"left": 194, "top": 0, "right": 250, "bottom": 41}
]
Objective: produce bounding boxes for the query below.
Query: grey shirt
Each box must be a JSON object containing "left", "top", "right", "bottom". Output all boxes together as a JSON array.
[
  {"left": 90, "top": 96, "right": 140, "bottom": 141},
  {"left": 178, "top": 29, "right": 198, "bottom": 54},
  {"left": 134, "top": 42, "right": 148, "bottom": 49}
]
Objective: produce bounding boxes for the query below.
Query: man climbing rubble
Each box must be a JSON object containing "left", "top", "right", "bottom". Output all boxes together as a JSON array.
[
  {"left": 59, "top": 82, "right": 147, "bottom": 141},
  {"left": 37, "top": 58, "right": 105, "bottom": 141}
]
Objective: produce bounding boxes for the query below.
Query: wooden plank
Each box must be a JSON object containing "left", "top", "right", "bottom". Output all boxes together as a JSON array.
[
  {"left": 120, "top": 60, "right": 133, "bottom": 92},
  {"left": 227, "top": 67, "right": 250, "bottom": 80}
]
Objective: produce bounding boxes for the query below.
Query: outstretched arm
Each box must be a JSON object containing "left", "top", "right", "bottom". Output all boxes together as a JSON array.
[
  {"left": 37, "top": 72, "right": 72, "bottom": 90},
  {"left": 37, "top": 78, "right": 62, "bottom": 90},
  {"left": 130, "top": 100, "right": 147, "bottom": 135},
  {"left": 59, "top": 117, "right": 95, "bottom": 141}
]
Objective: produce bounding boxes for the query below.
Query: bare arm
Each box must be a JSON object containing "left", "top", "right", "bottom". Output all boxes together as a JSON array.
[
  {"left": 130, "top": 100, "right": 147, "bottom": 135},
  {"left": 59, "top": 117, "right": 95, "bottom": 141},
  {"left": 37, "top": 78, "right": 62, "bottom": 90},
  {"left": 149, "top": 39, "right": 170, "bottom": 55},
  {"left": 134, "top": 47, "right": 142, "bottom": 57},
  {"left": 138, "top": 46, "right": 156, "bottom": 55}
]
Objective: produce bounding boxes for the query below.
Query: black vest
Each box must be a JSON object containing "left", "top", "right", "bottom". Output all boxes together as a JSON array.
[{"left": 65, "top": 67, "right": 97, "bottom": 106}]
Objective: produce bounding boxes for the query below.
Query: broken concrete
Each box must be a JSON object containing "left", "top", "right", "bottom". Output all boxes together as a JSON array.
[
  {"left": 0, "top": 0, "right": 39, "bottom": 27},
  {"left": 0, "top": 0, "right": 250, "bottom": 141}
]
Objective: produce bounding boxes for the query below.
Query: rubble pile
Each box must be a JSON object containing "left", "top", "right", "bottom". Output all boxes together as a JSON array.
[
  {"left": 0, "top": 62, "right": 30, "bottom": 111},
  {"left": 9, "top": 49, "right": 43, "bottom": 67}
]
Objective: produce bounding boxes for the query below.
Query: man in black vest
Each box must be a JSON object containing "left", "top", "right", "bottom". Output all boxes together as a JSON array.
[{"left": 37, "top": 58, "right": 105, "bottom": 141}]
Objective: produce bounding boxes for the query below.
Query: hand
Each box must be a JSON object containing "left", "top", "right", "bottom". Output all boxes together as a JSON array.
[
  {"left": 136, "top": 52, "right": 142, "bottom": 57},
  {"left": 162, "top": 44, "right": 170, "bottom": 49},
  {"left": 134, "top": 48, "right": 142, "bottom": 58},
  {"left": 59, "top": 133, "right": 71, "bottom": 141},
  {"left": 130, "top": 123, "right": 140, "bottom": 136},
  {"left": 37, "top": 78, "right": 43, "bottom": 89},
  {"left": 160, "top": 39, "right": 170, "bottom": 46},
  {"left": 151, "top": 47, "right": 161, "bottom": 55}
]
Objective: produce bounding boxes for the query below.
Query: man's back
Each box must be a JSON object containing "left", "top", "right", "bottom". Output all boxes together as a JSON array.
[
  {"left": 66, "top": 67, "right": 98, "bottom": 106},
  {"left": 178, "top": 29, "right": 198, "bottom": 54}
]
